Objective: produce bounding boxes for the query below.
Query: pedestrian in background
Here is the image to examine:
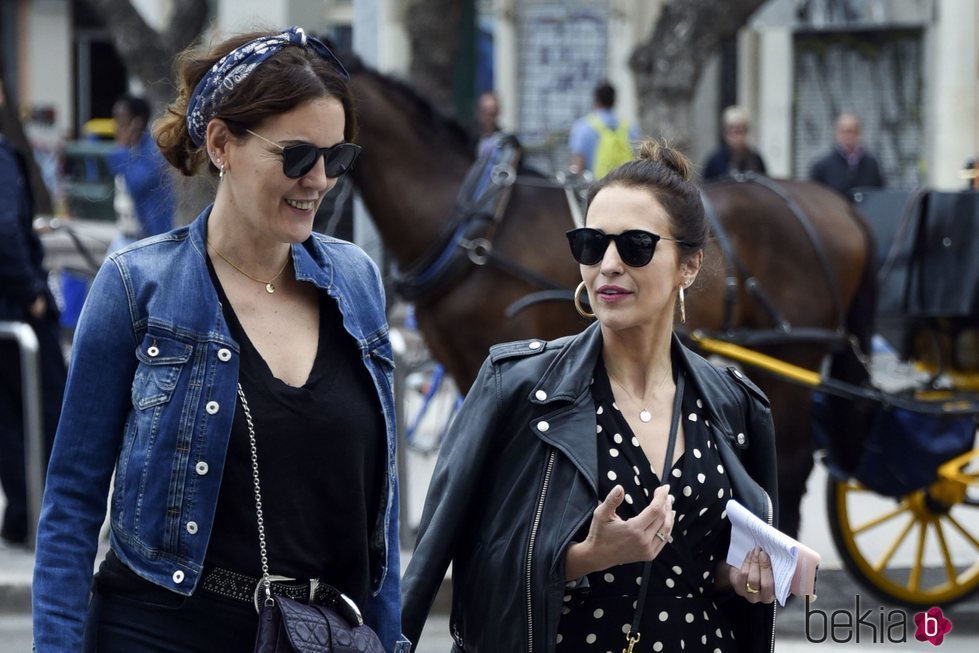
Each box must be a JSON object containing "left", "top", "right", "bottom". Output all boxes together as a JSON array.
[
  {"left": 568, "top": 80, "right": 638, "bottom": 178},
  {"left": 32, "top": 27, "right": 408, "bottom": 652},
  {"left": 0, "top": 79, "right": 66, "bottom": 547},
  {"left": 106, "top": 94, "right": 175, "bottom": 252},
  {"left": 475, "top": 90, "right": 503, "bottom": 159},
  {"left": 809, "top": 112, "right": 885, "bottom": 197},
  {"left": 702, "top": 105, "right": 768, "bottom": 182}
]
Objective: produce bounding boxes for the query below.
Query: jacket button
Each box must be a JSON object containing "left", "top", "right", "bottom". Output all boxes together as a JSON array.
[
  {"left": 195, "top": 461, "right": 209, "bottom": 475},
  {"left": 535, "top": 390, "right": 547, "bottom": 401},
  {"left": 217, "top": 348, "right": 232, "bottom": 362},
  {"left": 537, "top": 420, "right": 549, "bottom": 432},
  {"left": 205, "top": 401, "right": 220, "bottom": 415},
  {"left": 736, "top": 433, "right": 746, "bottom": 445},
  {"left": 147, "top": 345, "right": 159, "bottom": 357},
  {"left": 528, "top": 340, "right": 542, "bottom": 350},
  {"left": 186, "top": 521, "right": 198, "bottom": 534},
  {"left": 172, "top": 570, "right": 185, "bottom": 584}
]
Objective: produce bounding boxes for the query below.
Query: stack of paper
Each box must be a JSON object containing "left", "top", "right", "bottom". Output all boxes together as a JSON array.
[{"left": 724, "top": 499, "right": 821, "bottom": 606}]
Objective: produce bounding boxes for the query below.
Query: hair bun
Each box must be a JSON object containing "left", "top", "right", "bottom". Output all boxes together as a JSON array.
[{"left": 637, "top": 140, "right": 693, "bottom": 182}]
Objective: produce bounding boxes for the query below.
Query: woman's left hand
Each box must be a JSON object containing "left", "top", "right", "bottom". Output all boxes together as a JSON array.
[{"left": 726, "top": 547, "right": 775, "bottom": 604}]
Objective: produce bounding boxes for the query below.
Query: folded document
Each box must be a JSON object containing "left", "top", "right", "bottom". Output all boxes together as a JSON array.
[{"left": 725, "top": 499, "right": 821, "bottom": 606}]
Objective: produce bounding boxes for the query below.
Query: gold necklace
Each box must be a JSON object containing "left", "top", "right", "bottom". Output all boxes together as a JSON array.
[
  {"left": 207, "top": 240, "right": 290, "bottom": 294},
  {"left": 608, "top": 364, "right": 672, "bottom": 423}
]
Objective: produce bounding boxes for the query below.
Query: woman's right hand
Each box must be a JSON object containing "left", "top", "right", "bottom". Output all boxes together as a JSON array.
[{"left": 565, "top": 484, "right": 676, "bottom": 580}]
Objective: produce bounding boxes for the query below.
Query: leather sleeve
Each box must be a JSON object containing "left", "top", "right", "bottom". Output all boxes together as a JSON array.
[{"left": 401, "top": 355, "right": 501, "bottom": 649}]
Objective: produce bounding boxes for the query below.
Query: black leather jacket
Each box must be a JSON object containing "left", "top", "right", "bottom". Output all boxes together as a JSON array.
[{"left": 402, "top": 323, "right": 778, "bottom": 652}]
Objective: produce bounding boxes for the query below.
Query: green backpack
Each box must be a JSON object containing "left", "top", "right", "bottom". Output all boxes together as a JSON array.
[{"left": 587, "top": 114, "right": 635, "bottom": 178}]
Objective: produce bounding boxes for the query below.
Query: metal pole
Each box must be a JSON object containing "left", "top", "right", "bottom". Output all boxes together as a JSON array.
[
  {"left": 0, "top": 320, "right": 43, "bottom": 549},
  {"left": 389, "top": 326, "right": 412, "bottom": 551}
]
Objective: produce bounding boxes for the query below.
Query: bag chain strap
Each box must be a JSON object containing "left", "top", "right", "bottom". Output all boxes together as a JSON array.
[{"left": 236, "top": 383, "right": 275, "bottom": 609}]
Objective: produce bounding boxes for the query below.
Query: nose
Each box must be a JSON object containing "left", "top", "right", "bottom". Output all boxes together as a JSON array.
[
  {"left": 599, "top": 240, "right": 625, "bottom": 276},
  {"left": 300, "top": 155, "right": 336, "bottom": 194}
]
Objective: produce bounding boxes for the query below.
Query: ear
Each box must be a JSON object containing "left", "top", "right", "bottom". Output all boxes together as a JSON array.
[
  {"left": 205, "top": 119, "right": 235, "bottom": 168},
  {"left": 680, "top": 249, "right": 704, "bottom": 288}
]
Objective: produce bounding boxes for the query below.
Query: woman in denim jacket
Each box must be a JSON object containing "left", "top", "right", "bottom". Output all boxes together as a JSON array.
[{"left": 32, "top": 28, "right": 409, "bottom": 653}]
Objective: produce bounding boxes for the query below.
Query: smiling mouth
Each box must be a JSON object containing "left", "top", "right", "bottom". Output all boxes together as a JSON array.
[{"left": 285, "top": 199, "right": 316, "bottom": 211}]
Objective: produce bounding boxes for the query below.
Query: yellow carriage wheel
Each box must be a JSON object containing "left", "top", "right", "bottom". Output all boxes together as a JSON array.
[{"left": 827, "top": 456, "right": 979, "bottom": 607}]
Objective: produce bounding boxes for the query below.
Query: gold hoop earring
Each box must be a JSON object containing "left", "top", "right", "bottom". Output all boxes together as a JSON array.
[
  {"left": 574, "top": 281, "right": 595, "bottom": 319},
  {"left": 679, "top": 285, "right": 687, "bottom": 324}
]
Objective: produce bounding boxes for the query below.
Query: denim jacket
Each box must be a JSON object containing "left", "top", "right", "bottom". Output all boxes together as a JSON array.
[{"left": 32, "top": 207, "right": 409, "bottom": 652}]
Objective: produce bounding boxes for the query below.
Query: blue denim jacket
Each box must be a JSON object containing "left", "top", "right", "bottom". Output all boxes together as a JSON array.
[{"left": 32, "top": 207, "right": 409, "bottom": 652}]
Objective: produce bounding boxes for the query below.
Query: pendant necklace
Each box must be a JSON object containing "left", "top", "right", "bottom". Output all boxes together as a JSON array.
[
  {"left": 208, "top": 241, "right": 290, "bottom": 294},
  {"left": 608, "top": 363, "right": 673, "bottom": 423}
]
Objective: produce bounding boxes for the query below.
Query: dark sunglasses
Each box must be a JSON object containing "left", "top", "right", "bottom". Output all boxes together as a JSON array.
[
  {"left": 566, "top": 227, "right": 692, "bottom": 267},
  {"left": 246, "top": 129, "right": 362, "bottom": 178}
]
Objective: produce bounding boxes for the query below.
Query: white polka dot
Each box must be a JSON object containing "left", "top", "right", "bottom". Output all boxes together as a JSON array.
[
  {"left": 652, "top": 643, "right": 663, "bottom": 652},
  {"left": 597, "top": 406, "right": 604, "bottom": 415},
  {"left": 715, "top": 628, "right": 723, "bottom": 638},
  {"left": 609, "top": 448, "right": 620, "bottom": 457},
  {"left": 682, "top": 486, "right": 692, "bottom": 497},
  {"left": 633, "top": 465, "right": 641, "bottom": 475},
  {"left": 597, "top": 424, "right": 603, "bottom": 433},
  {"left": 699, "top": 506, "right": 709, "bottom": 516},
  {"left": 696, "top": 399, "right": 703, "bottom": 408},
  {"left": 702, "top": 635, "right": 707, "bottom": 645},
  {"left": 624, "top": 494, "right": 634, "bottom": 504},
  {"left": 685, "top": 613, "right": 694, "bottom": 623},
  {"left": 697, "top": 473, "right": 706, "bottom": 483},
  {"left": 607, "top": 470, "right": 617, "bottom": 481},
  {"left": 717, "top": 488, "right": 725, "bottom": 499},
  {"left": 672, "top": 565, "right": 683, "bottom": 575},
  {"left": 693, "top": 448, "right": 702, "bottom": 458},
  {"left": 704, "top": 610, "right": 711, "bottom": 620},
  {"left": 586, "top": 634, "right": 597, "bottom": 644},
  {"left": 556, "top": 634, "right": 563, "bottom": 644},
  {"left": 721, "top": 510, "right": 727, "bottom": 519},
  {"left": 613, "top": 433, "right": 623, "bottom": 444},
  {"left": 658, "top": 611, "right": 668, "bottom": 622},
  {"left": 633, "top": 476, "right": 641, "bottom": 486},
  {"left": 636, "top": 576, "right": 643, "bottom": 585},
  {"left": 621, "top": 623, "right": 632, "bottom": 634},
  {"left": 563, "top": 594, "right": 572, "bottom": 602},
  {"left": 688, "top": 413, "right": 698, "bottom": 422},
  {"left": 612, "top": 402, "right": 620, "bottom": 411},
  {"left": 671, "top": 468, "right": 682, "bottom": 478},
  {"left": 631, "top": 437, "right": 639, "bottom": 447},
  {"left": 680, "top": 640, "right": 685, "bottom": 650},
  {"left": 714, "top": 649, "right": 723, "bottom": 653},
  {"left": 604, "top": 573, "right": 615, "bottom": 583},
  {"left": 717, "top": 464, "right": 725, "bottom": 474},
  {"left": 593, "top": 608, "right": 604, "bottom": 619},
  {"left": 643, "top": 488, "right": 650, "bottom": 497},
  {"left": 678, "top": 514, "right": 685, "bottom": 521},
  {"left": 665, "top": 578, "right": 675, "bottom": 588},
  {"left": 703, "top": 571, "right": 711, "bottom": 579},
  {"left": 561, "top": 606, "right": 570, "bottom": 615}
]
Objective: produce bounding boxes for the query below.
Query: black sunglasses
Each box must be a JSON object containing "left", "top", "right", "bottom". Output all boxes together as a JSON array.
[
  {"left": 246, "top": 129, "right": 362, "bottom": 179},
  {"left": 566, "top": 227, "right": 692, "bottom": 267}
]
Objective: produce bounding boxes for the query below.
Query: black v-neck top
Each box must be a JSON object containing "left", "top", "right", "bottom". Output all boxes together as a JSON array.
[{"left": 202, "top": 258, "right": 385, "bottom": 606}]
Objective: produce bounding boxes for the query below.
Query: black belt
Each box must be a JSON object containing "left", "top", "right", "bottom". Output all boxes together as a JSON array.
[{"left": 200, "top": 567, "right": 364, "bottom": 624}]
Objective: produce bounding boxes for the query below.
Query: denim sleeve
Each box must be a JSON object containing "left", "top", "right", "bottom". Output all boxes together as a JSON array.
[{"left": 32, "top": 258, "right": 140, "bottom": 652}]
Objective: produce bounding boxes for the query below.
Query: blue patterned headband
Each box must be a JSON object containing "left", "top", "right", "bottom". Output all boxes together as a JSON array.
[{"left": 185, "top": 26, "right": 350, "bottom": 147}]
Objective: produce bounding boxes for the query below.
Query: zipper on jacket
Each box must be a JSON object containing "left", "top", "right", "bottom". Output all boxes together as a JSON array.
[
  {"left": 526, "top": 449, "right": 556, "bottom": 653},
  {"left": 765, "top": 490, "right": 777, "bottom": 653}
]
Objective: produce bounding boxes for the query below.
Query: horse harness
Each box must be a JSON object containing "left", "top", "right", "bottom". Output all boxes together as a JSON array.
[
  {"left": 392, "top": 135, "right": 573, "bottom": 310},
  {"left": 699, "top": 173, "right": 848, "bottom": 349}
]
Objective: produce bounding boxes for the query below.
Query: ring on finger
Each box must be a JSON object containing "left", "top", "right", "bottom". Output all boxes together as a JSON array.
[
  {"left": 745, "top": 582, "right": 760, "bottom": 594},
  {"left": 654, "top": 530, "right": 673, "bottom": 544}
]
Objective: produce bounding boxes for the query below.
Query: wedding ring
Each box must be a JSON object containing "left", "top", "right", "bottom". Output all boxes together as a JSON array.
[
  {"left": 655, "top": 530, "right": 668, "bottom": 543},
  {"left": 745, "top": 582, "right": 760, "bottom": 594}
]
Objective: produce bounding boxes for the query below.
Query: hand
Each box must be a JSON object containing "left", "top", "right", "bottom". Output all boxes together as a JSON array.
[
  {"left": 565, "top": 484, "right": 675, "bottom": 580},
  {"left": 28, "top": 294, "right": 47, "bottom": 320},
  {"left": 726, "top": 547, "right": 775, "bottom": 604}
]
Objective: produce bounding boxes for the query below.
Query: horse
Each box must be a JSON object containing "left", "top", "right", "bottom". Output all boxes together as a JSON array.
[{"left": 345, "top": 62, "right": 876, "bottom": 539}]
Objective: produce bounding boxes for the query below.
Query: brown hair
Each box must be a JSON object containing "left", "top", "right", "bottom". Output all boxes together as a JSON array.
[
  {"left": 154, "top": 29, "right": 357, "bottom": 176},
  {"left": 585, "top": 140, "right": 708, "bottom": 258}
]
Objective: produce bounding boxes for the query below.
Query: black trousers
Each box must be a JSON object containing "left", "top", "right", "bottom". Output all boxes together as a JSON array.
[
  {"left": 0, "top": 315, "right": 65, "bottom": 543},
  {"left": 84, "top": 584, "right": 260, "bottom": 652}
]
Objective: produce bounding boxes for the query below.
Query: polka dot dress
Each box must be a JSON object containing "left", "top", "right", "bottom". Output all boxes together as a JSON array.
[{"left": 556, "top": 360, "right": 738, "bottom": 652}]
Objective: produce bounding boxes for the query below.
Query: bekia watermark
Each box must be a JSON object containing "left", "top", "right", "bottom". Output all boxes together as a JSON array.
[{"left": 805, "top": 595, "right": 953, "bottom": 645}]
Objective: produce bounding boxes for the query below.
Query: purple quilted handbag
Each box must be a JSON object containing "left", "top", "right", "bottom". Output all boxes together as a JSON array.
[{"left": 254, "top": 595, "right": 385, "bottom": 653}]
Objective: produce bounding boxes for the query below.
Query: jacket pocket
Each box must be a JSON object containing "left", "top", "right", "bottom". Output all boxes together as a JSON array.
[{"left": 132, "top": 334, "right": 192, "bottom": 409}]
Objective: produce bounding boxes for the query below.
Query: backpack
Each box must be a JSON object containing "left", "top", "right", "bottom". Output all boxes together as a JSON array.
[{"left": 586, "top": 114, "right": 634, "bottom": 178}]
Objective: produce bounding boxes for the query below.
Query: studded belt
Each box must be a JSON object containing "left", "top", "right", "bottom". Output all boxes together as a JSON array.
[{"left": 200, "top": 567, "right": 363, "bottom": 623}]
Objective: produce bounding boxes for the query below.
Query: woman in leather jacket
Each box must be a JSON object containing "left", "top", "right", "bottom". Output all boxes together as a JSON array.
[{"left": 403, "top": 142, "right": 778, "bottom": 652}]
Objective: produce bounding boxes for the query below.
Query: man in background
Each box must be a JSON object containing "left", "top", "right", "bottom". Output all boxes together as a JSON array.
[
  {"left": 0, "top": 80, "right": 66, "bottom": 545},
  {"left": 702, "top": 105, "right": 768, "bottom": 182},
  {"left": 810, "top": 112, "right": 885, "bottom": 197},
  {"left": 106, "top": 94, "right": 175, "bottom": 252},
  {"left": 475, "top": 91, "right": 502, "bottom": 159},
  {"left": 568, "top": 81, "right": 637, "bottom": 178}
]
